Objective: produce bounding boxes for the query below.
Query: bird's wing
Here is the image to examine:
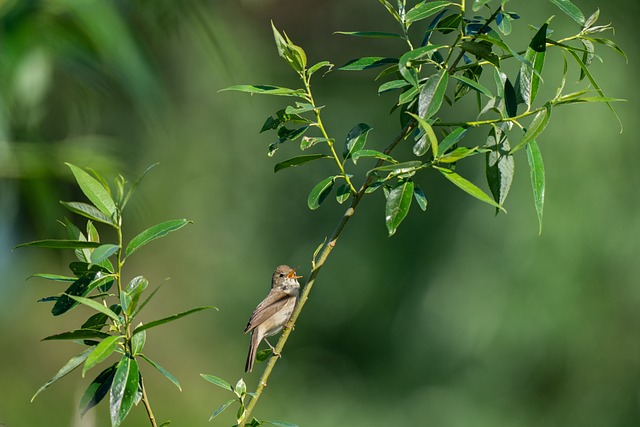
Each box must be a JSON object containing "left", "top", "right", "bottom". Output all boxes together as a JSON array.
[{"left": 244, "top": 291, "right": 293, "bottom": 333}]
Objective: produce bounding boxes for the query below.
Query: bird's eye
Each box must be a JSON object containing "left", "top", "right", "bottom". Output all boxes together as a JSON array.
[{"left": 279, "top": 273, "right": 285, "bottom": 277}]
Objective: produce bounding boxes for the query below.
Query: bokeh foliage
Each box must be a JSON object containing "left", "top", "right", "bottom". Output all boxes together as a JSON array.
[{"left": 1, "top": 1, "right": 638, "bottom": 426}]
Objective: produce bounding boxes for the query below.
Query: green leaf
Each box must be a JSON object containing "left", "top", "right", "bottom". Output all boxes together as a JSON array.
[
  {"left": 518, "top": 23, "right": 547, "bottom": 109},
  {"left": 385, "top": 180, "right": 414, "bottom": 236},
  {"left": 60, "top": 201, "right": 116, "bottom": 226},
  {"left": 235, "top": 378, "right": 247, "bottom": 396},
  {"left": 14, "top": 239, "right": 102, "bottom": 250},
  {"left": 526, "top": 140, "right": 545, "bottom": 234},
  {"left": 121, "top": 163, "right": 158, "bottom": 210},
  {"left": 405, "top": 2, "right": 453, "bottom": 26},
  {"left": 31, "top": 347, "right": 93, "bottom": 402},
  {"left": 52, "top": 275, "right": 93, "bottom": 316},
  {"left": 378, "top": 79, "right": 410, "bottom": 94},
  {"left": 472, "top": 0, "right": 493, "bottom": 11},
  {"left": 220, "top": 85, "right": 306, "bottom": 98},
  {"left": 125, "top": 276, "right": 149, "bottom": 317},
  {"left": 131, "top": 284, "right": 163, "bottom": 318},
  {"left": 209, "top": 399, "right": 236, "bottom": 421},
  {"left": 132, "top": 306, "right": 218, "bottom": 336},
  {"left": 307, "top": 176, "right": 337, "bottom": 210},
  {"left": 335, "top": 31, "right": 402, "bottom": 39},
  {"left": 451, "top": 74, "right": 493, "bottom": 97},
  {"left": 141, "top": 355, "right": 182, "bottom": 391},
  {"left": 351, "top": 149, "right": 397, "bottom": 164},
  {"left": 42, "top": 329, "right": 111, "bottom": 341},
  {"left": 110, "top": 356, "right": 139, "bottom": 427},
  {"left": 418, "top": 70, "right": 449, "bottom": 120},
  {"left": 511, "top": 105, "right": 551, "bottom": 153},
  {"left": 307, "top": 61, "right": 333, "bottom": 77},
  {"left": 378, "top": 0, "right": 402, "bottom": 23},
  {"left": 399, "top": 45, "right": 445, "bottom": 87},
  {"left": 200, "top": 373, "right": 233, "bottom": 392},
  {"left": 371, "top": 161, "right": 424, "bottom": 175},
  {"left": 343, "top": 123, "right": 372, "bottom": 160},
  {"left": 437, "top": 146, "right": 479, "bottom": 163},
  {"left": 335, "top": 184, "right": 351, "bottom": 204},
  {"left": 271, "top": 21, "right": 307, "bottom": 72},
  {"left": 548, "top": 0, "right": 585, "bottom": 25},
  {"left": 438, "top": 127, "right": 468, "bottom": 154},
  {"left": 583, "top": 37, "right": 628, "bottom": 62},
  {"left": 460, "top": 41, "right": 500, "bottom": 67},
  {"left": 274, "top": 154, "right": 331, "bottom": 173},
  {"left": 68, "top": 295, "right": 122, "bottom": 323},
  {"left": 300, "top": 136, "right": 331, "bottom": 150},
  {"left": 83, "top": 335, "right": 122, "bottom": 377},
  {"left": 66, "top": 163, "right": 116, "bottom": 217},
  {"left": 504, "top": 77, "right": 518, "bottom": 118},
  {"left": 435, "top": 166, "right": 505, "bottom": 211},
  {"left": 337, "top": 57, "right": 397, "bottom": 71},
  {"left": 407, "top": 112, "right": 438, "bottom": 157},
  {"left": 90, "top": 244, "right": 119, "bottom": 264},
  {"left": 485, "top": 126, "right": 514, "bottom": 209},
  {"left": 413, "top": 184, "right": 428, "bottom": 211},
  {"left": 80, "top": 363, "right": 117, "bottom": 415},
  {"left": 28, "top": 273, "right": 77, "bottom": 282},
  {"left": 125, "top": 219, "right": 192, "bottom": 258},
  {"left": 131, "top": 329, "right": 146, "bottom": 356}
]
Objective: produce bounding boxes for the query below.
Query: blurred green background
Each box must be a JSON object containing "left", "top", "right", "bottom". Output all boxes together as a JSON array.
[{"left": 1, "top": 0, "right": 638, "bottom": 426}]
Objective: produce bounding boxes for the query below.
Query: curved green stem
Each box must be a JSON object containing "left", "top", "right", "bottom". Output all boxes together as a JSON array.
[{"left": 434, "top": 105, "right": 546, "bottom": 128}]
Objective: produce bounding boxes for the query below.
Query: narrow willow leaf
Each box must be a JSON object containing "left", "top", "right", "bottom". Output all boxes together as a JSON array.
[
  {"left": 378, "top": 0, "right": 401, "bottom": 23},
  {"left": 209, "top": 399, "right": 236, "bottom": 421},
  {"left": 131, "top": 329, "right": 146, "bottom": 356},
  {"left": 42, "top": 329, "right": 111, "bottom": 341},
  {"left": 438, "top": 127, "right": 468, "bottom": 155},
  {"left": 69, "top": 262, "right": 112, "bottom": 276},
  {"left": 438, "top": 146, "right": 479, "bottom": 163},
  {"left": 385, "top": 180, "right": 414, "bottom": 236},
  {"left": 90, "top": 244, "right": 119, "bottom": 264},
  {"left": 29, "top": 273, "right": 76, "bottom": 282},
  {"left": 335, "top": 31, "right": 402, "bottom": 39},
  {"left": 265, "top": 421, "right": 300, "bottom": 427},
  {"left": 472, "top": 0, "right": 493, "bottom": 11},
  {"left": 371, "top": 161, "right": 423, "bottom": 175},
  {"left": 141, "top": 355, "right": 182, "bottom": 391},
  {"left": 548, "top": 0, "right": 585, "bottom": 25},
  {"left": 399, "top": 45, "right": 445, "bottom": 87},
  {"left": 405, "top": 1, "right": 453, "bottom": 26},
  {"left": 565, "top": 49, "right": 622, "bottom": 131},
  {"left": 31, "top": 347, "right": 93, "bottom": 401},
  {"left": 125, "top": 219, "right": 192, "bottom": 258},
  {"left": 80, "top": 363, "right": 117, "bottom": 415},
  {"left": 300, "top": 137, "right": 330, "bottom": 150},
  {"left": 351, "top": 149, "right": 397, "bottom": 164},
  {"left": 504, "top": 78, "right": 517, "bottom": 117},
  {"left": 60, "top": 201, "right": 115, "bottom": 226},
  {"left": 418, "top": 70, "right": 449, "bottom": 120},
  {"left": 307, "top": 176, "right": 337, "bottom": 210},
  {"left": 274, "top": 154, "right": 331, "bottom": 173},
  {"left": 132, "top": 306, "right": 218, "bottom": 336},
  {"left": 337, "top": 57, "right": 397, "bottom": 71},
  {"left": 519, "top": 23, "right": 547, "bottom": 109},
  {"left": 52, "top": 275, "right": 93, "bottom": 316},
  {"left": 344, "top": 123, "right": 372, "bottom": 160},
  {"left": 413, "top": 184, "right": 428, "bottom": 211},
  {"left": 526, "top": 140, "right": 545, "bottom": 234},
  {"left": 398, "top": 85, "right": 419, "bottom": 105},
  {"left": 485, "top": 127, "right": 514, "bottom": 209},
  {"left": 131, "top": 284, "right": 163, "bottom": 318},
  {"left": 271, "top": 21, "right": 307, "bottom": 72},
  {"left": 66, "top": 163, "right": 116, "bottom": 217},
  {"left": 436, "top": 167, "right": 505, "bottom": 211},
  {"left": 68, "top": 295, "right": 121, "bottom": 323},
  {"left": 511, "top": 105, "right": 551, "bottom": 153},
  {"left": 14, "top": 239, "right": 102, "bottom": 250},
  {"left": 220, "top": 85, "right": 306, "bottom": 98},
  {"left": 83, "top": 335, "right": 122, "bottom": 377},
  {"left": 451, "top": 74, "right": 493, "bottom": 97},
  {"left": 585, "top": 37, "right": 628, "bottom": 62},
  {"left": 460, "top": 41, "right": 500, "bottom": 67},
  {"left": 407, "top": 112, "right": 437, "bottom": 157},
  {"left": 200, "top": 373, "right": 233, "bottom": 392},
  {"left": 110, "top": 356, "right": 139, "bottom": 427},
  {"left": 307, "top": 61, "right": 333, "bottom": 77},
  {"left": 379, "top": 79, "right": 410, "bottom": 94}
]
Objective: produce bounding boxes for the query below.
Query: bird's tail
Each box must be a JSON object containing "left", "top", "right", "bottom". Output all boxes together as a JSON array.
[{"left": 245, "top": 330, "right": 260, "bottom": 373}]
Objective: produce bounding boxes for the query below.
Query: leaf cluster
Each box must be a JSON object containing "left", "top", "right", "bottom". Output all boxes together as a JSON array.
[{"left": 18, "top": 163, "right": 216, "bottom": 427}]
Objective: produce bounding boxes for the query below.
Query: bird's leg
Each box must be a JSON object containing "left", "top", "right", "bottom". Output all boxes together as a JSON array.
[{"left": 264, "top": 338, "right": 281, "bottom": 358}]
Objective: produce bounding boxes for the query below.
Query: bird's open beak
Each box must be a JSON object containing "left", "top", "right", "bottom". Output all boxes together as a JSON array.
[{"left": 287, "top": 267, "right": 302, "bottom": 279}]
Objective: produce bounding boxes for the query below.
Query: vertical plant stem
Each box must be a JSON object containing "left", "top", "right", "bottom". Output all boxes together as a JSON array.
[
  {"left": 140, "top": 376, "right": 158, "bottom": 427},
  {"left": 240, "top": 122, "right": 415, "bottom": 425}
]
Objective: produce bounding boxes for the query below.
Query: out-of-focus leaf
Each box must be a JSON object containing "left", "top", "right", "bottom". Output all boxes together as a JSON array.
[
  {"left": 125, "top": 219, "right": 192, "bottom": 259},
  {"left": 548, "top": 0, "right": 585, "bottom": 25},
  {"left": 526, "top": 140, "right": 545, "bottom": 234},
  {"left": 307, "top": 176, "right": 337, "bottom": 210},
  {"left": 335, "top": 31, "right": 402, "bottom": 38},
  {"left": 66, "top": 163, "right": 116, "bottom": 217},
  {"left": 31, "top": 347, "right": 94, "bottom": 402},
  {"left": 472, "top": 0, "right": 493, "bottom": 11},
  {"left": 337, "top": 57, "right": 397, "bottom": 71},
  {"left": 265, "top": 421, "right": 299, "bottom": 427},
  {"left": 132, "top": 306, "right": 218, "bottom": 336},
  {"left": 418, "top": 70, "right": 449, "bottom": 120},
  {"left": 274, "top": 155, "right": 331, "bottom": 173},
  {"left": 209, "top": 399, "right": 236, "bottom": 421},
  {"left": 110, "top": 356, "right": 139, "bottom": 427},
  {"left": 385, "top": 180, "right": 414, "bottom": 236},
  {"left": 29, "top": 273, "right": 76, "bottom": 282},
  {"left": 80, "top": 363, "right": 117, "bottom": 415},
  {"left": 436, "top": 166, "right": 505, "bottom": 211}
]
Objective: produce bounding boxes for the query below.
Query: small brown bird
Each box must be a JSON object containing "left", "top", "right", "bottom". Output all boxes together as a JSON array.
[{"left": 244, "top": 265, "right": 301, "bottom": 373}]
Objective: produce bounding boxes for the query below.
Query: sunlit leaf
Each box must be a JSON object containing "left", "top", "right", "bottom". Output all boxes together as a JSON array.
[
  {"left": 418, "top": 70, "right": 449, "bottom": 120},
  {"left": 200, "top": 373, "right": 233, "bottom": 392},
  {"left": 406, "top": 1, "right": 453, "bottom": 26},
  {"left": 42, "top": 329, "right": 111, "bottom": 341},
  {"left": 66, "top": 163, "right": 116, "bottom": 217},
  {"left": 14, "top": 239, "right": 102, "bottom": 250},
  {"left": 485, "top": 126, "right": 514, "bottom": 210},
  {"left": 413, "top": 184, "right": 428, "bottom": 211},
  {"left": 80, "top": 363, "right": 117, "bottom": 415},
  {"left": 132, "top": 306, "right": 218, "bottom": 336},
  {"left": 90, "top": 244, "right": 119, "bottom": 264},
  {"left": 110, "top": 356, "right": 139, "bottom": 427},
  {"left": 68, "top": 295, "right": 122, "bottom": 323},
  {"left": 451, "top": 74, "right": 493, "bottom": 97},
  {"left": 511, "top": 105, "right": 551, "bottom": 153},
  {"left": 220, "top": 85, "right": 306, "bottom": 98},
  {"left": 141, "top": 355, "right": 182, "bottom": 391},
  {"left": 337, "top": 57, "right": 397, "bottom": 71},
  {"left": 31, "top": 347, "right": 93, "bottom": 402},
  {"left": 274, "top": 154, "right": 331, "bottom": 173},
  {"left": 344, "top": 123, "right": 373, "bottom": 160},
  {"left": 83, "top": 335, "right": 122, "bottom": 377},
  {"left": 436, "top": 166, "right": 505, "bottom": 211},
  {"left": 548, "top": 0, "right": 585, "bottom": 25},
  {"left": 526, "top": 140, "right": 545, "bottom": 234},
  {"left": 518, "top": 23, "right": 547, "bottom": 109},
  {"left": 125, "top": 219, "right": 192, "bottom": 258},
  {"left": 60, "top": 201, "right": 115, "bottom": 226},
  {"left": 307, "top": 176, "right": 337, "bottom": 210},
  {"left": 438, "top": 127, "right": 468, "bottom": 155},
  {"left": 385, "top": 180, "right": 414, "bottom": 236},
  {"left": 351, "top": 149, "right": 397, "bottom": 164},
  {"left": 209, "top": 399, "right": 236, "bottom": 421},
  {"left": 407, "top": 112, "right": 437, "bottom": 157}
]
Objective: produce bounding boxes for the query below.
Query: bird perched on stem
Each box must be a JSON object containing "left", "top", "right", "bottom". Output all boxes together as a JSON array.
[{"left": 244, "top": 265, "right": 301, "bottom": 373}]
